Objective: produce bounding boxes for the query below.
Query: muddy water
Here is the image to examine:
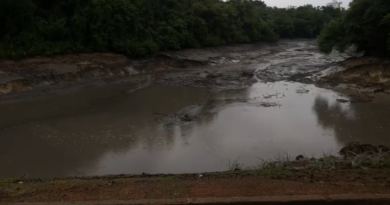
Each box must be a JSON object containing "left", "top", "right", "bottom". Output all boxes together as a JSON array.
[{"left": 1, "top": 42, "right": 390, "bottom": 178}]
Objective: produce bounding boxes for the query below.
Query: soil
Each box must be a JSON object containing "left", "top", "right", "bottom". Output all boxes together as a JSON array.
[
  {"left": 1, "top": 169, "right": 390, "bottom": 203},
  {"left": 1, "top": 40, "right": 389, "bottom": 102},
  {"left": 317, "top": 57, "right": 390, "bottom": 89},
  {"left": 0, "top": 43, "right": 276, "bottom": 100},
  {"left": 2, "top": 40, "right": 390, "bottom": 203}
]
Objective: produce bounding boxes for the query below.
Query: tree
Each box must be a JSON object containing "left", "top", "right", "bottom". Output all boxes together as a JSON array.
[
  {"left": 318, "top": 0, "right": 390, "bottom": 57},
  {"left": 0, "top": 0, "right": 342, "bottom": 59}
]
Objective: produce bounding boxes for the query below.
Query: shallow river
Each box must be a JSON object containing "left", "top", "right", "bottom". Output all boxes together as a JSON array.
[{"left": 1, "top": 43, "right": 390, "bottom": 178}]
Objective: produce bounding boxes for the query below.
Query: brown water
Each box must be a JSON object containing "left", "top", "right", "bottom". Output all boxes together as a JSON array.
[
  {"left": 1, "top": 82, "right": 390, "bottom": 178},
  {"left": 1, "top": 41, "right": 390, "bottom": 178}
]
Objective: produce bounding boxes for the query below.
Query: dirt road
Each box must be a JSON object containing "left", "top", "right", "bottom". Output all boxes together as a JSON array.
[{"left": 1, "top": 169, "right": 390, "bottom": 203}]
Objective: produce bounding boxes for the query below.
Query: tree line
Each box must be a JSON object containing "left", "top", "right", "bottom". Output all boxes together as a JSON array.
[
  {"left": 318, "top": 0, "right": 390, "bottom": 57},
  {"left": 0, "top": 0, "right": 343, "bottom": 59}
]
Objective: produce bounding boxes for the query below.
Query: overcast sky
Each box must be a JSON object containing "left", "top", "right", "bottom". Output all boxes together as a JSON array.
[{"left": 262, "top": 0, "right": 352, "bottom": 8}]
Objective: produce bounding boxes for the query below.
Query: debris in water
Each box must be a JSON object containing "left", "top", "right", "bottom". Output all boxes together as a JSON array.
[
  {"left": 296, "top": 87, "right": 310, "bottom": 94},
  {"left": 258, "top": 102, "right": 281, "bottom": 107},
  {"left": 262, "top": 93, "right": 281, "bottom": 99},
  {"left": 336, "top": 99, "right": 349, "bottom": 103},
  {"left": 154, "top": 104, "right": 203, "bottom": 125},
  {"left": 241, "top": 70, "right": 254, "bottom": 77},
  {"left": 373, "top": 88, "right": 385, "bottom": 93}
]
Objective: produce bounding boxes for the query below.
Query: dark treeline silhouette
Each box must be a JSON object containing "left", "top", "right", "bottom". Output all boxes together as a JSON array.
[
  {"left": 318, "top": 0, "right": 390, "bottom": 57},
  {"left": 0, "top": 0, "right": 343, "bottom": 59}
]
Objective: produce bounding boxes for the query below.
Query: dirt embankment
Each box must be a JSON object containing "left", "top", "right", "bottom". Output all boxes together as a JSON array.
[
  {"left": 0, "top": 44, "right": 274, "bottom": 96},
  {"left": 318, "top": 57, "right": 390, "bottom": 89},
  {"left": 0, "top": 53, "right": 205, "bottom": 94},
  {"left": 1, "top": 143, "right": 389, "bottom": 203},
  {"left": 1, "top": 169, "right": 390, "bottom": 203}
]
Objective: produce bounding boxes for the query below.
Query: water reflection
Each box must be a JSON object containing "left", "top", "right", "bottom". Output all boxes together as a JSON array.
[
  {"left": 312, "top": 95, "right": 390, "bottom": 147},
  {"left": 0, "top": 84, "right": 214, "bottom": 178},
  {"left": 1, "top": 82, "right": 390, "bottom": 178}
]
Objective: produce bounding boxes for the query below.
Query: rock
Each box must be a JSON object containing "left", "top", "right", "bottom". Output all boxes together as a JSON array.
[
  {"left": 297, "top": 78, "right": 315, "bottom": 84},
  {"left": 296, "top": 88, "right": 310, "bottom": 94},
  {"left": 199, "top": 73, "right": 208, "bottom": 78},
  {"left": 337, "top": 99, "right": 349, "bottom": 103},
  {"left": 207, "top": 73, "right": 219, "bottom": 79},
  {"left": 258, "top": 102, "right": 280, "bottom": 107},
  {"left": 295, "top": 155, "right": 305, "bottom": 161},
  {"left": 373, "top": 88, "right": 385, "bottom": 93},
  {"left": 241, "top": 70, "right": 254, "bottom": 77}
]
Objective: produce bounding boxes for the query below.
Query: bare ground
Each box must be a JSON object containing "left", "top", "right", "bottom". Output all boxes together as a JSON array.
[
  {"left": 0, "top": 43, "right": 278, "bottom": 97},
  {"left": 1, "top": 169, "right": 390, "bottom": 203},
  {"left": 317, "top": 57, "right": 390, "bottom": 89},
  {"left": 1, "top": 40, "right": 389, "bottom": 102}
]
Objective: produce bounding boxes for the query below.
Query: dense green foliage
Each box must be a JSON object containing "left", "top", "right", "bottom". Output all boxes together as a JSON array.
[
  {"left": 0, "top": 0, "right": 343, "bottom": 59},
  {"left": 318, "top": 0, "right": 390, "bottom": 57}
]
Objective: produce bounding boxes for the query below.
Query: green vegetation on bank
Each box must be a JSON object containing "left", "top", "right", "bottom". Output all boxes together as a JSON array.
[
  {"left": 0, "top": 0, "right": 343, "bottom": 59},
  {"left": 318, "top": 0, "right": 390, "bottom": 57}
]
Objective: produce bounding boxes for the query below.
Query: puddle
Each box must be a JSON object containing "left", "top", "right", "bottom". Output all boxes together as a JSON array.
[{"left": 1, "top": 82, "right": 390, "bottom": 178}]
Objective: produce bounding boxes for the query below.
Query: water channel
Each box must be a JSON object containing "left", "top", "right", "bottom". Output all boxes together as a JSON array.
[{"left": 1, "top": 41, "right": 390, "bottom": 178}]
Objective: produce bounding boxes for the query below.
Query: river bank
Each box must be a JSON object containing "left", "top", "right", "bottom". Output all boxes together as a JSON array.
[
  {"left": 1, "top": 42, "right": 389, "bottom": 104},
  {"left": 0, "top": 42, "right": 276, "bottom": 100},
  {"left": 1, "top": 166, "right": 390, "bottom": 203},
  {"left": 318, "top": 57, "right": 390, "bottom": 90},
  {"left": 1, "top": 40, "right": 389, "bottom": 102},
  {"left": 2, "top": 142, "right": 390, "bottom": 203},
  {"left": 1, "top": 40, "right": 390, "bottom": 180}
]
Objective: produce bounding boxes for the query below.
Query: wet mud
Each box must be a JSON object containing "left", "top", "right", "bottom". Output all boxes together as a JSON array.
[
  {"left": 318, "top": 57, "right": 390, "bottom": 89},
  {"left": 0, "top": 43, "right": 275, "bottom": 97},
  {"left": 1, "top": 40, "right": 390, "bottom": 178}
]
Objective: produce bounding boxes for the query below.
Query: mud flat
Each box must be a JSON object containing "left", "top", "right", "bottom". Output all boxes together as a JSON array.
[
  {"left": 1, "top": 40, "right": 390, "bottom": 179},
  {"left": 0, "top": 43, "right": 277, "bottom": 100},
  {"left": 317, "top": 57, "right": 390, "bottom": 91}
]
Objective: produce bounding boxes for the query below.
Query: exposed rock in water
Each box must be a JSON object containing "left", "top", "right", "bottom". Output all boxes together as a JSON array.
[
  {"left": 258, "top": 102, "right": 280, "bottom": 107},
  {"left": 154, "top": 104, "right": 204, "bottom": 125},
  {"left": 336, "top": 99, "right": 349, "bottom": 103},
  {"left": 156, "top": 69, "right": 258, "bottom": 90},
  {"left": 155, "top": 96, "right": 282, "bottom": 126},
  {"left": 296, "top": 87, "right": 310, "bottom": 94}
]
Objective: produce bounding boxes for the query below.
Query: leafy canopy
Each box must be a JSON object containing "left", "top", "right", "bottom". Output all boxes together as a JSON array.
[
  {"left": 318, "top": 0, "right": 390, "bottom": 57},
  {"left": 0, "top": 0, "right": 343, "bottom": 59}
]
